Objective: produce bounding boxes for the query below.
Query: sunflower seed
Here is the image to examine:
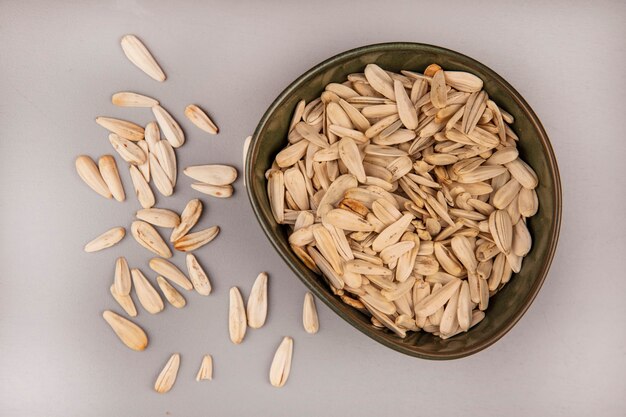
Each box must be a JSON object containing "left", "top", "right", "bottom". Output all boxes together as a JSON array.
[
  {"left": 154, "top": 140, "right": 176, "bottom": 184},
  {"left": 457, "top": 166, "right": 507, "bottom": 184},
  {"left": 149, "top": 153, "right": 173, "bottom": 196},
  {"left": 364, "top": 64, "right": 395, "bottom": 100},
  {"left": 512, "top": 219, "right": 532, "bottom": 256},
  {"left": 108, "top": 133, "right": 146, "bottom": 165},
  {"left": 362, "top": 104, "right": 398, "bottom": 118},
  {"left": 394, "top": 80, "right": 418, "bottom": 129},
  {"left": 114, "top": 256, "right": 131, "bottom": 295},
  {"left": 154, "top": 354, "right": 180, "bottom": 394},
  {"left": 338, "top": 99, "right": 371, "bottom": 131},
  {"left": 183, "top": 253, "right": 211, "bottom": 296},
  {"left": 96, "top": 117, "right": 145, "bottom": 141},
  {"left": 365, "top": 114, "right": 400, "bottom": 138},
  {"left": 134, "top": 140, "right": 149, "bottom": 181},
  {"left": 294, "top": 121, "right": 329, "bottom": 149},
  {"left": 131, "top": 268, "right": 164, "bottom": 314},
  {"left": 338, "top": 137, "right": 366, "bottom": 183},
  {"left": 433, "top": 242, "right": 463, "bottom": 276},
  {"left": 120, "top": 34, "right": 165, "bottom": 81},
  {"left": 152, "top": 105, "right": 184, "bottom": 148},
  {"left": 284, "top": 167, "right": 309, "bottom": 210},
  {"left": 493, "top": 178, "right": 522, "bottom": 209},
  {"left": 247, "top": 272, "right": 268, "bottom": 329},
  {"left": 323, "top": 208, "right": 374, "bottom": 232},
  {"left": 98, "top": 155, "right": 125, "bottom": 201},
  {"left": 456, "top": 281, "right": 472, "bottom": 331},
  {"left": 450, "top": 235, "right": 478, "bottom": 273},
  {"left": 518, "top": 187, "right": 539, "bottom": 217},
  {"left": 308, "top": 246, "right": 344, "bottom": 290},
  {"left": 489, "top": 210, "right": 513, "bottom": 255},
  {"left": 136, "top": 208, "right": 180, "bottom": 228},
  {"left": 129, "top": 165, "right": 155, "bottom": 209},
  {"left": 430, "top": 70, "right": 447, "bottom": 109},
  {"left": 414, "top": 278, "right": 461, "bottom": 317},
  {"left": 84, "top": 226, "right": 125, "bottom": 252},
  {"left": 131, "top": 220, "right": 172, "bottom": 258},
  {"left": 144, "top": 121, "right": 160, "bottom": 151},
  {"left": 303, "top": 292, "right": 319, "bottom": 334},
  {"left": 109, "top": 285, "right": 137, "bottom": 317},
  {"left": 444, "top": 71, "right": 483, "bottom": 92},
  {"left": 229, "top": 287, "right": 247, "bottom": 344},
  {"left": 183, "top": 164, "right": 237, "bottom": 186},
  {"left": 191, "top": 183, "right": 233, "bottom": 198},
  {"left": 102, "top": 310, "right": 148, "bottom": 351},
  {"left": 185, "top": 104, "right": 218, "bottom": 134},
  {"left": 149, "top": 257, "right": 192, "bottom": 290},
  {"left": 112, "top": 91, "right": 159, "bottom": 107},
  {"left": 505, "top": 158, "right": 538, "bottom": 189},
  {"left": 174, "top": 226, "right": 219, "bottom": 252},
  {"left": 170, "top": 199, "right": 202, "bottom": 242},
  {"left": 269, "top": 336, "right": 294, "bottom": 388},
  {"left": 157, "top": 276, "right": 186, "bottom": 308},
  {"left": 312, "top": 224, "right": 343, "bottom": 274},
  {"left": 439, "top": 284, "right": 460, "bottom": 335},
  {"left": 372, "top": 213, "right": 414, "bottom": 252},
  {"left": 75, "top": 155, "right": 112, "bottom": 199},
  {"left": 195, "top": 355, "right": 213, "bottom": 381}
]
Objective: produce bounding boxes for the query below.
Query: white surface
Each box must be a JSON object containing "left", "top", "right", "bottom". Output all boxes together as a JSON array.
[{"left": 1, "top": 1, "right": 625, "bottom": 416}]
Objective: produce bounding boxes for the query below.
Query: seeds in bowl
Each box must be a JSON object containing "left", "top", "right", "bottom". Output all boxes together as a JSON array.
[{"left": 267, "top": 63, "right": 539, "bottom": 340}]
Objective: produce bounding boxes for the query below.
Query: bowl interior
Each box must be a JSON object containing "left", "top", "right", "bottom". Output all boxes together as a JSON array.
[{"left": 246, "top": 43, "right": 561, "bottom": 359}]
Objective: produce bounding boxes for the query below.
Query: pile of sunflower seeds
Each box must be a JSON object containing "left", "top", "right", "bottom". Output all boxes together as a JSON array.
[
  {"left": 77, "top": 35, "right": 309, "bottom": 392},
  {"left": 268, "top": 63, "right": 539, "bottom": 339}
]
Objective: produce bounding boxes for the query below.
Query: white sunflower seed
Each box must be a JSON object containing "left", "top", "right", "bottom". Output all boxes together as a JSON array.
[
  {"left": 98, "top": 155, "right": 125, "bottom": 201},
  {"left": 229, "top": 287, "right": 247, "bottom": 344},
  {"left": 155, "top": 140, "right": 177, "bottom": 184},
  {"left": 131, "top": 268, "right": 164, "bottom": 314},
  {"left": 129, "top": 165, "right": 155, "bottom": 209},
  {"left": 136, "top": 208, "right": 180, "bottom": 228},
  {"left": 247, "top": 272, "right": 268, "bottom": 329},
  {"left": 154, "top": 354, "right": 180, "bottom": 394},
  {"left": 170, "top": 199, "right": 202, "bottom": 242},
  {"left": 96, "top": 117, "right": 144, "bottom": 141},
  {"left": 303, "top": 292, "right": 319, "bottom": 334},
  {"left": 157, "top": 276, "right": 186, "bottom": 308},
  {"left": 149, "top": 153, "right": 173, "bottom": 196},
  {"left": 102, "top": 310, "right": 148, "bottom": 351},
  {"left": 191, "top": 183, "right": 233, "bottom": 198},
  {"left": 75, "top": 155, "right": 112, "bottom": 199},
  {"left": 152, "top": 105, "right": 184, "bottom": 148},
  {"left": 269, "top": 336, "right": 294, "bottom": 388},
  {"left": 112, "top": 91, "right": 159, "bottom": 107},
  {"left": 196, "top": 355, "right": 213, "bottom": 381},
  {"left": 394, "top": 80, "right": 418, "bottom": 130},
  {"left": 185, "top": 104, "right": 218, "bottom": 134},
  {"left": 84, "top": 226, "right": 125, "bottom": 252},
  {"left": 518, "top": 187, "right": 539, "bottom": 217},
  {"left": 113, "top": 256, "right": 131, "bottom": 295},
  {"left": 149, "top": 257, "right": 192, "bottom": 290},
  {"left": 174, "top": 226, "right": 219, "bottom": 252},
  {"left": 109, "top": 285, "right": 137, "bottom": 317},
  {"left": 131, "top": 220, "right": 172, "bottom": 258},
  {"left": 120, "top": 34, "right": 166, "bottom": 82},
  {"left": 186, "top": 254, "right": 212, "bottom": 295},
  {"left": 108, "top": 133, "right": 146, "bottom": 165}
]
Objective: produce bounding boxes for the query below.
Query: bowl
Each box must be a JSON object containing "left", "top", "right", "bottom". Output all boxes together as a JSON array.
[{"left": 245, "top": 42, "right": 561, "bottom": 359}]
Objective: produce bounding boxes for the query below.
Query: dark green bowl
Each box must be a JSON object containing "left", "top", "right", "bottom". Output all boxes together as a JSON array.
[{"left": 246, "top": 42, "right": 561, "bottom": 359}]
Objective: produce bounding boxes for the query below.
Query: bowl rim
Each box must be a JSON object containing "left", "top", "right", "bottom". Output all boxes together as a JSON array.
[{"left": 246, "top": 41, "right": 562, "bottom": 359}]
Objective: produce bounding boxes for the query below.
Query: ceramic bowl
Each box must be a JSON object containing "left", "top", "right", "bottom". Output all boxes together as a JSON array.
[{"left": 246, "top": 42, "right": 561, "bottom": 359}]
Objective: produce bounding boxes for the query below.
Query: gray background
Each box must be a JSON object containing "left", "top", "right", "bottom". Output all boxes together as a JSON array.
[{"left": 1, "top": 0, "right": 625, "bottom": 416}]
